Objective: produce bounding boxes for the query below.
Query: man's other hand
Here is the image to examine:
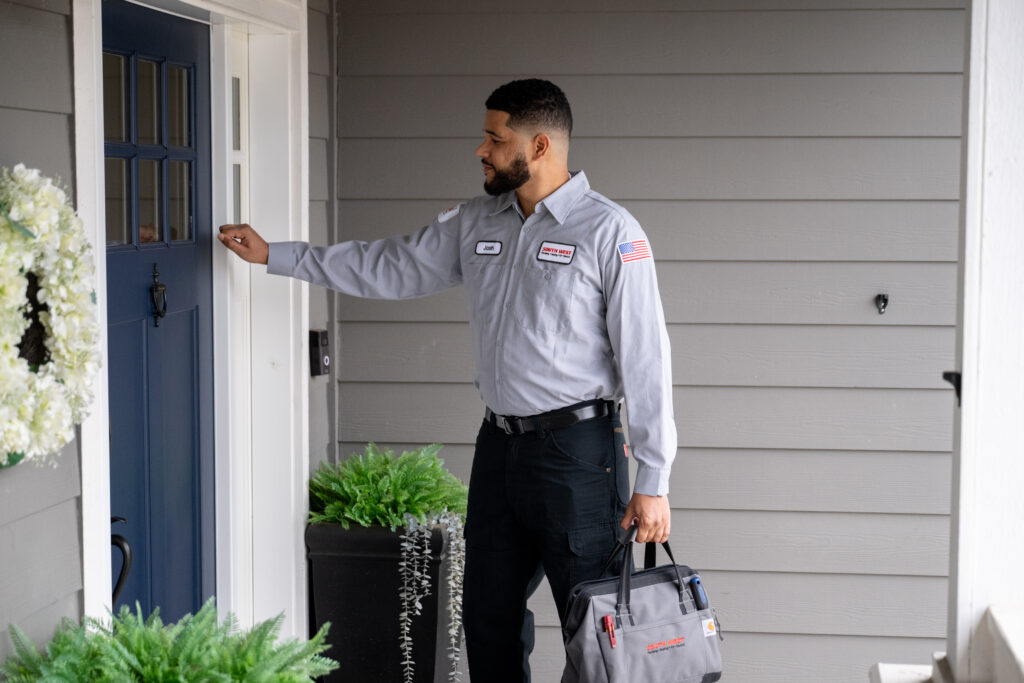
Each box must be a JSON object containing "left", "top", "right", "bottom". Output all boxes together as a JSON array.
[
  {"left": 219, "top": 224, "right": 269, "bottom": 265},
  {"left": 621, "top": 493, "right": 671, "bottom": 544}
]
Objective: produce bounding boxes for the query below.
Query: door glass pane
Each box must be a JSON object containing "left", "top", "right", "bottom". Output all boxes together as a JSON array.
[
  {"left": 232, "top": 164, "right": 241, "bottom": 224},
  {"left": 168, "top": 66, "right": 190, "bottom": 147},
  {"left": 105, "top": 158, "right": 128, "bottom": 245},
  {"left": 232, "top": 77, "right": 241, "bottom": 151},
  {"left": 103, "top": 53, "right": 127, "bottom": 142},
  {"left": 139, "top": 159, "right": 161, "bottom": 243},
  {"left": 169, "top": 161, "right": 191, "bottom": 241},
  {"left": 137, "top": 59, "right": 161, "bottom": 145}
]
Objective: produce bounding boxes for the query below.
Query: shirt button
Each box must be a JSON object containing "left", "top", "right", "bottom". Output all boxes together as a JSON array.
[{"left": 544, "top": 272, "right": 552, "bottom": 281}]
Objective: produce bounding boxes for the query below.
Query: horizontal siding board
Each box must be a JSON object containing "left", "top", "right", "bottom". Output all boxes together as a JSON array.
[
  {"left": 309, "top": 138, "right": 328, "bottom": 201},
  {"left": 338, "top": 138, "right": 962, "bottom": 201},
  {"left": 658, "top": 262, "right": 957, "bottom": 325},
  {"left": 0, "top": 440, "right": 79, "bottom": 525},
  {"left": 309, "top": 73, "right": 330, "bottom": 139},
  {"left": 309, "top": 200, "right": 328, "bottom": 243},
  {"left": 337, "top": 262, "right": 957, "bottom": 325},
  {"left": 339, "top": 383, "right": 954, "bottom": 451},
  {"left": 665, "top": 509, "right": 948, "bottom": 576},
  {"left": 307, "top": 7, "right": 330, "bottom": 76},
  {"left": 0, "top": 108, "right": 74, "bottom": 193},
  {"left": 337, "top": 199, "right": 960, "bottom": 262},
  {"left": 340, "top": 74, "right": 962, "bottom": 138},
  {"left": 340, "top": 442, "right": 951, "bottom": 514},
  {"left": 670, "top": 449, "right": 951, "bottom": 514},
  {"left": 0, "top": 499, "right": 82, "bottom": 628},
  {"left": 0, "top": 1, "right": 72, "bottom": 113},
  {"left": 710, "top": 632, "right": 945, "bottom": 683},
  {"left": 4, "top": 0, "right": 71, "bottom": 14},
  {"left": 528, "top": 571, "right": 947, "bottom": 637},
  {"left": 339, "top": 11, "right": 965, "bottom": 75},
  {"left": 338, "top": 322, "right": 955, "bottom": 388},
  {"left": 0, "top": 591, "right": 80, "bottom": 661},
  {"left": 674, "top": 324, "right": 955, "bottom": 387},
  {"left": 677, "top": 386, "right": 953, "bottom": 451},
  {"left": 342, "top": 1, "right": 966, "bottom": 12}
]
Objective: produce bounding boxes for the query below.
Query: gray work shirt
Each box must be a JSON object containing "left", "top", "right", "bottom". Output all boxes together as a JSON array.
[{"left": 267, "top": 171, "right": 676, "bottom": 496}]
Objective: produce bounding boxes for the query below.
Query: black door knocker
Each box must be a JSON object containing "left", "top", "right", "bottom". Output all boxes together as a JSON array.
[{"left": 150, "top": 263, "right": 167, "bottom": 327}]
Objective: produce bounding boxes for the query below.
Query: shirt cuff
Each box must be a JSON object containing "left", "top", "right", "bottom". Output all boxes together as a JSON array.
[
  {"left": 633, "top": 465, "right": 671, "bottom": 497},
  {"left": 266, "top": 242, "right": 296, "bottom": 276}
]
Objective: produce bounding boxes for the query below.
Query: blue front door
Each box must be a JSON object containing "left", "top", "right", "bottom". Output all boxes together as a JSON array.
[{"left": 102, "top": 0, "right": 214, "bottom": 622}]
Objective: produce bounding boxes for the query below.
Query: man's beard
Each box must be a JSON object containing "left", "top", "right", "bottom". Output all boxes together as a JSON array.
[{"left": 483, "top": 153, "right": 531, "bottom": 196}]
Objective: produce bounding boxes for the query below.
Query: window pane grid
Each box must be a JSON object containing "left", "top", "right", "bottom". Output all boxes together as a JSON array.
[{"left": 104, "top": 51, "right": 196, "bottom": 248}]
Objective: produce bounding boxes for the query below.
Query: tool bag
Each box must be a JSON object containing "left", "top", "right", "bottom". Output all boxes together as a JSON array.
[{"left": 561, "top": 524, "right": 723, "bottom": 683}]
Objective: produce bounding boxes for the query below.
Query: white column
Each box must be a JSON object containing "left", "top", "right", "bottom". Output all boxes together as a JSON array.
[{"left": 948, "top": 0, "right": 1024, "bottom": 681}]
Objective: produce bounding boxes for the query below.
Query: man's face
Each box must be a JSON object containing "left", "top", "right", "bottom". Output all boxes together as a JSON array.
[{"left": 476, "top": 110, "right": 531, "bottom": 196}]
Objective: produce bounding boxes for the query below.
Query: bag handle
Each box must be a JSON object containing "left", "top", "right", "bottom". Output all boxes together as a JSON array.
[{"left": 612, "top": 522, "right": 691, "bottom": 626}]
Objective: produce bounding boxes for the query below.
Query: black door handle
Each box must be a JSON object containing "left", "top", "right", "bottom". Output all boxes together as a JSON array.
[
  {"left": 150, "top": 263, "right": 167, "bottom": 327},
  {"left": 111, "top": 516, "right": 132, "bottom": 606}
]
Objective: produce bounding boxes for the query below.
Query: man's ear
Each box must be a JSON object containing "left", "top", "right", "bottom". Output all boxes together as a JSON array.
[{"left": 531, "top": 132, "right": 552, "bottom": 160}]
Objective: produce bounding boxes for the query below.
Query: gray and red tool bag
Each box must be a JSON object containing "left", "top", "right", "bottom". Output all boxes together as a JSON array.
[{"left": 561, "top": 524, "right": 723, "bottom": 683}]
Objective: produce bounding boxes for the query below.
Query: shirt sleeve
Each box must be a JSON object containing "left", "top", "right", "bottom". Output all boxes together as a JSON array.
[
  {"left": 602, "top": 217, "right": 677, "bottom": 496},
  {"left": 266, "top": 216, "right": 463, "bottom": 299}
]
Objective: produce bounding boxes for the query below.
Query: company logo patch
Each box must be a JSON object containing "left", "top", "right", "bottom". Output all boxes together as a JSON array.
[
  {"left": 646, "top": 635, "right": 686, "bottom": 654},
  {"left": 475, "top": 241, "right": 502, "bottom": 255},
  {"left": 537, "top": 241, "right": 576, "bottom": 264},
  {"left": 437, "top": 204, "right": 462, "bottom": 223},
  {"left": 703, "top": 619, "right": 716, "bottom": 637}
]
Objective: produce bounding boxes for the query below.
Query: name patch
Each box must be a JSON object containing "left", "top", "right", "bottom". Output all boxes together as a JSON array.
[
  {"left": 537, "top": 241, "right": 576, "bottom": 265},
  {"left": 475, "top": 240, "right": 502, "bottom": 255}
]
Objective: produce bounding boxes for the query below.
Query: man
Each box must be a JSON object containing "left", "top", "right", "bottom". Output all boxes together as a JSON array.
[{"left": 219, "top": 79, "right": 676, "bottom": 681}]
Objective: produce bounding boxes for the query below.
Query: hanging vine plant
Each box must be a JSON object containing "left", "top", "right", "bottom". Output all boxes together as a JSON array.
[
  {"left": 308, "top": 443, "right": 468, "bottom": 681},
  {"left": 0, "top": 164, "right": 101, "bottom": 468}
]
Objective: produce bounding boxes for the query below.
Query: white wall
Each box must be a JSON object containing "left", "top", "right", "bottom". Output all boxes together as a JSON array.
[{"left": 332, "top": 2, "right": 965, "bottom": 680}]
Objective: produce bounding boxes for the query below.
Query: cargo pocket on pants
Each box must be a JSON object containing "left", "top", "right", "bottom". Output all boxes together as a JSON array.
[{"left": 568, "top": 524, "right": 619, "bottom": 590}]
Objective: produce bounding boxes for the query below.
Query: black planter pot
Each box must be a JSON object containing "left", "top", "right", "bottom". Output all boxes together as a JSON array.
[{"left": 306, "top": 523, "right": 452, "bottom": 682}]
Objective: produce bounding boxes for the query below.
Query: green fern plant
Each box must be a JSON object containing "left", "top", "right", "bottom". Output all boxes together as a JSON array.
[
  {"left": 308, "top": 443, "right": 468, "bottom": 530},
  {"left": 1, "top": 598, "right": 337, "bottom": 682}
]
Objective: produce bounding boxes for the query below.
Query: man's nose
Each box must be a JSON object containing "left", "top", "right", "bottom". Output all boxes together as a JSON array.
[{"left": 475, "top": 141, "right": 487, "bottom": 158}]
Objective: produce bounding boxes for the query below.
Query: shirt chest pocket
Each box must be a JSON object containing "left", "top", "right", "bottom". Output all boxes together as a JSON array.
[{"left": 513, "top": 266, "right": 576, "bottom": 333}]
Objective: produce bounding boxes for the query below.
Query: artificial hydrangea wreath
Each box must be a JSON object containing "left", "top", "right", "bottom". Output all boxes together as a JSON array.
[{"left": 0, "top": 164, "right": 101, "bottom": 468}]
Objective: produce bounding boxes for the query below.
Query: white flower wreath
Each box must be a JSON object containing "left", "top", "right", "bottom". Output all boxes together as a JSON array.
[{"left": 0, "top": 164, "right": 101, "bottom": 468}]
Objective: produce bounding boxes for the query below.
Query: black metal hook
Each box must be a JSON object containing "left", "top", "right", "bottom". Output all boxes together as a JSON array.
[
  {"left": 111, "top": 516, "right": 132, "bottom": 606},
  {"left": 875, "top": 293, "right": 889, "bottom": 315}
]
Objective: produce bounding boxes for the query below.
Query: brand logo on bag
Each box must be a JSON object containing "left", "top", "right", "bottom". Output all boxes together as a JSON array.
[
  {"left": 646, "top": 635, "right": 685, "bottom": 654},
  {"left": 703, "top": 619, "right": 716, "bottom": 637}
]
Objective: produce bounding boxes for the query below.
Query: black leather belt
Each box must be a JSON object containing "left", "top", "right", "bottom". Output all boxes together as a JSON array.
[{"left": 486, "top": 400, "right": 615, "bottom": 435}]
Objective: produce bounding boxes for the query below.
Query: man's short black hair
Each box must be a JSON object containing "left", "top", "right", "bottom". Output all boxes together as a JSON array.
[{"left": 485, "top": 79, "right": 573, "bottom": 137}]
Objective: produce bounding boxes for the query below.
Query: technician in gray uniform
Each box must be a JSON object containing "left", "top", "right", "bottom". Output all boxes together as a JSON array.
[{"left": 219, "top": 79, "right": 676, "bottom": 682}]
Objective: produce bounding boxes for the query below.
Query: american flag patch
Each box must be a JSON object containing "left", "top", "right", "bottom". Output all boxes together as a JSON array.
[{"left": 617, "top": 239, "right": 652, "bottom": 263}]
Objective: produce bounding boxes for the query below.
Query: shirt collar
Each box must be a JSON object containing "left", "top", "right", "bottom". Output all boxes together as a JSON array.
[{"left": 487, "top": 170, "right": 589, "bottom": 224}]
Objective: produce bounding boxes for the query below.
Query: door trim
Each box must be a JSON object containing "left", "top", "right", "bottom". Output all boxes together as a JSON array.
[{"left": 74, "top": 0, "right": 310, "bottom": 638}]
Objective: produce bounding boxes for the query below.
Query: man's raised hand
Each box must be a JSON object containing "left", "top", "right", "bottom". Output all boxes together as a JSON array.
[{"left": 218, "top": 224, "right": 269, "bottom": 265}]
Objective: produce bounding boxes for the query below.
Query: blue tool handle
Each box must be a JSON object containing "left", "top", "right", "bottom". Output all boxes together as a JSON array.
[{"left": 689, "top": 576, "right": 708, "bottom": 610}]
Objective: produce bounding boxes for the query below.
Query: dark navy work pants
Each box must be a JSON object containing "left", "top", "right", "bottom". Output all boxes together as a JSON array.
[{"left": 463, "top": 407, "right": 630, "bottom": 682}]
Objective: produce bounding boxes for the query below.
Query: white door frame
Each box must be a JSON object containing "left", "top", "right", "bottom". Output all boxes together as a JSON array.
[{"left": 73, "top": 0, "right": 310, "bottom": 637}]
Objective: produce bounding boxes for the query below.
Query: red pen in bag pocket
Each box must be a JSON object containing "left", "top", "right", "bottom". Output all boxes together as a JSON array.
[{"left": 602, "top": 615, "right": 616, "bottom": 648}]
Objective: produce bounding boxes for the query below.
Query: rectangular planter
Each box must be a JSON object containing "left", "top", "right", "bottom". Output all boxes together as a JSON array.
[{"left": 306, "top": 523, "right": 452, "bottom": 682}]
